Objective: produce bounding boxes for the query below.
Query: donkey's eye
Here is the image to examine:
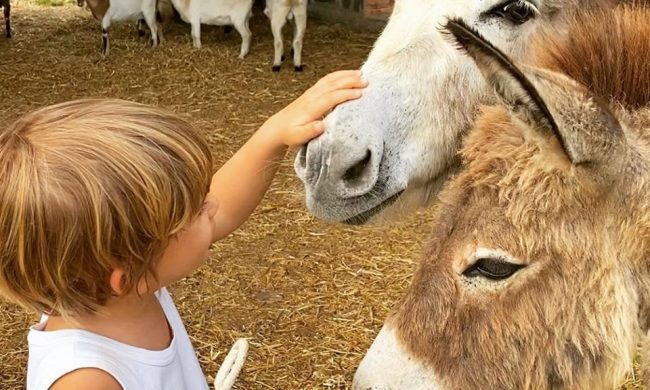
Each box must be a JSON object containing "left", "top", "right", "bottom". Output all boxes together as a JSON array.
[
  {"left": 489, "top": 0, "right": 539, "bottom": 25},
  {"left": 463, "top": 258, "right": 525, "bottom": 280}
]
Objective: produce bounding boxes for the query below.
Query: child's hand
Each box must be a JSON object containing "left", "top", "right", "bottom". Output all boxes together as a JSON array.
[
  {"left": 206, "top": 71, "right": 366, "bottom": 241},
  {"left": 261, "top": 70, "right": 368, "bottom": 147}
]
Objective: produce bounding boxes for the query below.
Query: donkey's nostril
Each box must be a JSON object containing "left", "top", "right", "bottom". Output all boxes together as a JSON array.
[
  {"left": 295, "top": 141, "right": 325, "bottom": 187},
  {"left": 343, "top": 149, "right": 372, "bottom": 186}
]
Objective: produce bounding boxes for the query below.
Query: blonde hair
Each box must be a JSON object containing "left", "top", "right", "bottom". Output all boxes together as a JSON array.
[{"left": 0, "top": 99, "right": 213, "bottom": 316}]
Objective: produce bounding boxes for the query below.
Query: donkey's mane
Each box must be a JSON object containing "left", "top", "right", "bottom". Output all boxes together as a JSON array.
[{"left": 535, "top": 4, "right": 650, "bottom": 109}]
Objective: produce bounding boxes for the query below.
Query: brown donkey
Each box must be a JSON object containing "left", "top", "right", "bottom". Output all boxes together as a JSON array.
[{"left": 354, "top": 5, "right": 650, "bottom": 390}]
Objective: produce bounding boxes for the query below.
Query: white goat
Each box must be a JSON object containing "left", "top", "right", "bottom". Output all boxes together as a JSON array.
[
  {"left": 84, "top": 0, "right": 162, "bottom": 56},
  {"left": 264, "top": 0, "right": 307, "bottom": 72},
  {"left": 169, "top": 0, "right": 254, "bottom": 58}
]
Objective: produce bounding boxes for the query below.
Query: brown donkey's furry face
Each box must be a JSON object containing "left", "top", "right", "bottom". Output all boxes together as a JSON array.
[
  {"left": 392, "top": 102, "right": 640, "bottom": 388},
  {"left": 354, "top": 5, "right": 650, "bottom": 390}
]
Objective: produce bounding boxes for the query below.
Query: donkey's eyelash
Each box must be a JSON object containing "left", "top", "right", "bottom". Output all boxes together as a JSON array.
[
  {"left": 467, "top": 248, "right": 526, "bottom": 268},
  {"left": 482, "top": 0, "right": 540, "bottom": 23},
  {"left": 487, "top": 0, "right": 538, "bottom": 13},
  {"left": 517, "top": 1, "right": 540, "bottom": 15}
]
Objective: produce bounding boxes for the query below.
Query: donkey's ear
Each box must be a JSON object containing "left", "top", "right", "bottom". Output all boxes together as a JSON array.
[{"left": 442, "top": 18, "right": 572, "bottom": 161}]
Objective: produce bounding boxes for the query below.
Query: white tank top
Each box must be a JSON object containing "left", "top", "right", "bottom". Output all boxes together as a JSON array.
[{"left": 26, "top": 288, "right": 209, "bottom": 390}]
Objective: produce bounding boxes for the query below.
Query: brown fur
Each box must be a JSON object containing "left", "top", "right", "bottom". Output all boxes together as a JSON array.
[
  {"left": 388, "top": 5, "right": 650, "bottom": 389},
  {"left": 83, "top": 0, "right": 173, "bottom": 23},
  {"left": 535, "top": 5, "right": 650, "bottom": 109},
  {"left": 84, "top": 0, "right": 109, "bottom": 20},
  {"left": 392, "top": 104, "right": 646, "bottom": 389}
]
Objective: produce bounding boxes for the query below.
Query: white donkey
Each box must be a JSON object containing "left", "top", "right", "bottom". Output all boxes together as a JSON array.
[
  {"left": 294, "top": 0, "right": 622, "bottom": 224},
  {"left": 355, "top": 5, "right": 650, "bottom": 388}
]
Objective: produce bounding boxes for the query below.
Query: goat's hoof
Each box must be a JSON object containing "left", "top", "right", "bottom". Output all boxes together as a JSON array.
[
  {"left": 272, "top": 65, "right": 281, "bottom": 72},
  {"left": 6, "top": 31, "right": 11, "bottom": 39},
  {"left": 294, "top": 65, "right": 304, "bottom": 72}
]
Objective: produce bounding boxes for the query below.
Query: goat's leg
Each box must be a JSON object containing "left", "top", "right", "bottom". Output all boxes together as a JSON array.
[
  {"left": 157, "top": 20, "right": 164, "bottom": 44},
  {"left": 291, "top": 6, "right": 307, "bottom": 72},
  {"left": 137, "top": 18, "right": 146, "bottom": 37},
  {"left": 4, "top": 0, "right": 11, "bottom": 39},
  {"left": 243, "top": 17, "right": 252, "bottom": 56},
  {"left": 142, "top": 7, "right": 158, "bottom": 47},
  {"left": 101, "top": 14, "right": 111, "bottom": 56},
  {"left": 233, "top": 18, "right": 251, "bottom": 59},
  {"left": 154, "top": 1, "right": 164, "bottom": 43},
  {"left": 190, "top": 20, "right": 201, "bottom": 49},
  {"left": 270, "top": 9, "right": 289, "bottom": 72}
]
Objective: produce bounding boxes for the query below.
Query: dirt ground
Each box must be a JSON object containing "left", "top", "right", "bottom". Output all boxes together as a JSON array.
[{"left": 0, "top": 2, "right": 437, "bottom": 389}]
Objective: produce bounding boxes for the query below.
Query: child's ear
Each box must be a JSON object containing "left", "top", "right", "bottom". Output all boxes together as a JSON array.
[{"left": 109, "top": 268, "right": 126, "bottom": 295}]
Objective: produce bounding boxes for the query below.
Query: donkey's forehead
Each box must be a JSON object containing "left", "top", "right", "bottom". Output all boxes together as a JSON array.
[
  {"left": 391, "top": 0, "right": 571, "bottom": 15},
  {"left": 459, "top": 106, "right": 560, "bottom": 175},
  {"left": 367, "top": 0, "right": 581, "bottom": 70},
  {"left": 451, "top": 106, "right": 600, "bottom": 223}
]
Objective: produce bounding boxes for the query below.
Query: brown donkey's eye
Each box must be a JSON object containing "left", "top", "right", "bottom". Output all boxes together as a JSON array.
[
  {"left": 489, "top": 0, "right": 538, "bottom": 25},
  {"left": 463, "top": 258, "right": 525, "bottom": 280}
]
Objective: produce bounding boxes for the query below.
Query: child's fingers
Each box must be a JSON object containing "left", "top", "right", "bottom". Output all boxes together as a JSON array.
[
  {"left": 289, "top": 121, "right": 325, "bottom": 146},
  {"left": 315, "top": 70, "right": 363, "bottom": 89},
  {"left": 310, "top": 89, "right": 363, "bottom": 115},
  {"left": 304, "top": 121, "right": 325, "bottom": 138},
  {"left": 319, "top": 70, "right": 362, "bottom": 84},
  {"left": 328, "top": 74, "right": 368, "bottom": 91},
  {"left": 303, "top": 89, "right": 362, "bottom": 120}
]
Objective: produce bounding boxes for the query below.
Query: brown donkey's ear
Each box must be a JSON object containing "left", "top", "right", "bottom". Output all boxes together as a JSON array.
[{"left": 442, "top": 18, "right": 625, "bottom": 169}]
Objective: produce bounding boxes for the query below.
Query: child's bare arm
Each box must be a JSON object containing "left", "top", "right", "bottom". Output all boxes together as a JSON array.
[
  {"left": 50, "top": 368, "right": 122, "bottom": 390},
  {"left": 209, "top": 70, "right": 367, "bottom": 241}
]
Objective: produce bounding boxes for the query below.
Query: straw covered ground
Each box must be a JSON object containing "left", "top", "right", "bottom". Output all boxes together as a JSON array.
[{"left": 0, "top": 1, "right": 644, "bottom": 389}]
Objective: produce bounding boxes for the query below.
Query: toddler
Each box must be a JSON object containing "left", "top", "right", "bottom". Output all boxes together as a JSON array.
[{"left": 0, "top": 70, "right": 367, "bottom": 390}]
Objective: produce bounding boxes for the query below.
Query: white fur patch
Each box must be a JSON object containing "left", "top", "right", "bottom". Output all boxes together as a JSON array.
[
  {"left": 469, "top": 247, "right": 524, "bottom": 265},
  {"left": 353, "top": 325, "right": 445, "bottom": 390}
]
